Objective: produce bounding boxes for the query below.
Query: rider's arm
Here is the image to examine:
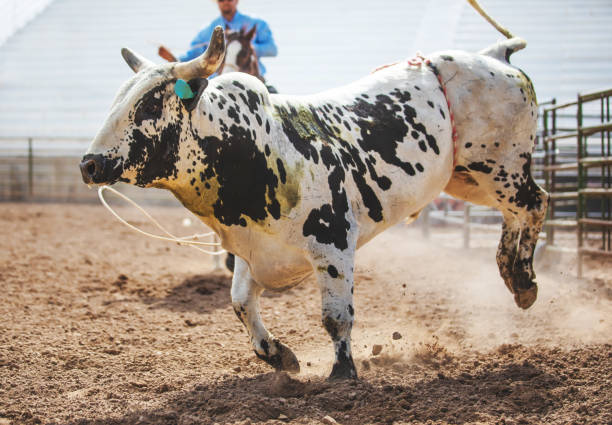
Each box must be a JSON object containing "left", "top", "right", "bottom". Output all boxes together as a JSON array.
[
  {"left": 252, "top": 20, "right": 277, "bottom": 58},
  {"left": 179, "top": 24, "right": 214, "bottom": 62}
]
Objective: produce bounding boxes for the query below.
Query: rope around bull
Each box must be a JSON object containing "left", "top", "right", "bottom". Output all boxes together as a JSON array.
[{"left": 98, "top": 185, "right": 227, "bottom": 256}]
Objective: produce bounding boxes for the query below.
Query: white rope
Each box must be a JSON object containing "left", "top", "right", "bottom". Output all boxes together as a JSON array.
[{"left": 97, "top": 185, "right": 227, "bottom": 256}]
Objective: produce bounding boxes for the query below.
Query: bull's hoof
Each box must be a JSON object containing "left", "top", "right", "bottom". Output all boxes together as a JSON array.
[
  {"left": 328, "top": 356, "right": 358, "bottom": 381},
  {"left": 255, "top": 339, "right": 300, "bottom": 373},
  {"left": 511, "top": 270, "right": 538, "bottom": 309},
  {"left": 513, "top": 283, "right": 538, "bottom": 309}
]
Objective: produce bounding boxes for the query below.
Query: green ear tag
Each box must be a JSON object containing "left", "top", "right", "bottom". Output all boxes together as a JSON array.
[{"left": 175, "top": 79, "right": 195, "bottom": 99}]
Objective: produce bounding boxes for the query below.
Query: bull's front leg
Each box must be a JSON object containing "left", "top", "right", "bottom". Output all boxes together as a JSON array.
[
  {"left": 231, "top": 256, "right": 300, "bottom": 372},
  {"left": 310, "top": 249, "right": 358, "bottom": 380}
]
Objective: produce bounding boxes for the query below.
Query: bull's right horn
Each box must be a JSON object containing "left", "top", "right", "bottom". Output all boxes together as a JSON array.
[
  {"left": 173, "top": 26, "right": 226, "bottom": 80},
  {"left": 121, "top": 48, "right": 155, "bottom": 73}
]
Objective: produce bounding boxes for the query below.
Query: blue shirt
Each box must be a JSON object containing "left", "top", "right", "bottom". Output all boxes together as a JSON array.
[{"left": 179, "top": 11, "right": 277, "bottom": 76}]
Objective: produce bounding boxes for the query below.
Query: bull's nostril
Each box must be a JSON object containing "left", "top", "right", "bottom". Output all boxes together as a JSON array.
[
  {"left": 86, "top": 161, "right": 96, "bottom": 176},
  {"left": 80, "top": 157, "right": 103, "bottom": 184}
]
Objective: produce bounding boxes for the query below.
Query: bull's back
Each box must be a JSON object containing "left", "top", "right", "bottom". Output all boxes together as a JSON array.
[{"left": 267, "top": 64, "right": 454, "bottom": 249}]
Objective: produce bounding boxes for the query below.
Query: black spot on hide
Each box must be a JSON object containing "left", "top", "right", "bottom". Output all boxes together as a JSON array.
[
  {"left": 511, "top": 153, "right": 543, "bottom": 211},
  {"left": 126, "top": 123, "right": 181, "bottom": 186},
  {"left": 468, "top": 162, "right": 493, "bottom": 174},
  {"left": 327, "top": 265, "right": 339, "bottom": 278},
  {"left": 195, "top": 124, "right": 281, "bottom": 226}
]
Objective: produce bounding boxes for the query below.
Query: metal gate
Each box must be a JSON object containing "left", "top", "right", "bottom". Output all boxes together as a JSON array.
[{"left": 539, "top": 88, "right": 612, "bottom": 276}]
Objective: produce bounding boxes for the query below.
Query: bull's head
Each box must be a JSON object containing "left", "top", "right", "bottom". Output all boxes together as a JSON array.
[{"left": 79, "top": 27, "right": 225, "bottom": 187}]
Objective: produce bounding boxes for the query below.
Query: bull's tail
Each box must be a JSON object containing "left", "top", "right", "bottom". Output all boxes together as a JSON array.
[
  {"left": 478, "top": 37, "right": 526, "bottom": 63},
  {"left": 467, "top": 0, "right": 526, "bottom": 63}
]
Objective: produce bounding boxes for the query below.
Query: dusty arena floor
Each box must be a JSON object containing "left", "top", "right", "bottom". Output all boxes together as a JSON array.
[{"left": 1, "top": 202, "right": 610, "bottom": 425}]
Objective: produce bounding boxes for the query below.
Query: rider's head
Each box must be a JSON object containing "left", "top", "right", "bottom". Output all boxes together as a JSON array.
[{"left": 217, "top": 0, "right": 239, "bottom": 19}]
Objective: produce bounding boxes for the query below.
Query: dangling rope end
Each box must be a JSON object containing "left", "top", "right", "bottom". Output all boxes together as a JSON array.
[{"left": 97, "top": 185, "right": 227, "bottom": 256}]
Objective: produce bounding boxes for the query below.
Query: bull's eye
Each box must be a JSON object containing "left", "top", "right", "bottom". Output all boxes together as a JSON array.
[{"left": 134, "top": 89, "right": 165, "bottom": 126}]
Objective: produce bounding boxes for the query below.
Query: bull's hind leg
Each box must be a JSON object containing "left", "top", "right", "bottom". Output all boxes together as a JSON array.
[
  {"left": 496, "top": 212, "right": 521, "bottom": 294},
  {"left": 508, "top": 169, "right": 549, "bottom": 308},
  {"left": 445, "top": 153, "right": 549, "bottom": 309},
  {"left": 231, "top": 256, "right": 300, "bottom": 372}
]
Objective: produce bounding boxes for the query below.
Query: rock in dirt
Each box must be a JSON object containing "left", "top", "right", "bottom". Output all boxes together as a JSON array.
[
  {"left": 392, "top": 331, "right": 402, "bottom": 340},
  {"left": 322, "top": 415, "right": 338, "bottom": 424},
  {"left": 372, "top": 344, "right": 383, "bottom": 356}
]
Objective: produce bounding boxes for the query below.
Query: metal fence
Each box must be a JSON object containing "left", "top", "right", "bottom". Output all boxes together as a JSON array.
[
  {"left": 0, "top": 137, "right": 179, "bottom": 205},
  {"left": 538, "top": 88, "right": 612, "bottom": 276}
]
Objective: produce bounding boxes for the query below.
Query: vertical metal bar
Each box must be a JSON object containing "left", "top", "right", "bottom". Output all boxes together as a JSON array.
[
  {"left": 577, "top": 94, "right": 584, "bottom": 278},
  {"left": 543, "top": 108, "right": 549, "bottom": 191},
  {"left": 543, "top": 107, "right": 553, "bottom": 245},
  {"left": 606, "top": 96, "right": 612, "bottom": 251},
  {"left": 600, "top": 96, "right": 605, "bottom": 250},
  {"left": 28, "top": 137, "right": 33, "bottom": 198},
  {"left": 463, "top": 203, "right": 470, "bottom": 249},
  {"left": 550, "top": 100, "right": 557, "bottom": 245},
  {"left": 421, "top": 204, "right": 430, "bottom": 239}
]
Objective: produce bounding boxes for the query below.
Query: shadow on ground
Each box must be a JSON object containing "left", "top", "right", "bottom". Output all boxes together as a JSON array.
[
  {"left": 64, "top": 345, "right": 612, "bottom": 425},
  {"left": 134, "top": 273, "right": 233, "bottom": 314}
]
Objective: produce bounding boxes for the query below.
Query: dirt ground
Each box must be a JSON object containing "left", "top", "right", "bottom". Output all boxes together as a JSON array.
[{"left": 1, "top": 201, "right": 610, "bottom": 425}]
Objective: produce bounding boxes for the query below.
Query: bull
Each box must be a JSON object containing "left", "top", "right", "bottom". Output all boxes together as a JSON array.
[{"left": 80, "top": 21, "right": 548, "bottom": 379}]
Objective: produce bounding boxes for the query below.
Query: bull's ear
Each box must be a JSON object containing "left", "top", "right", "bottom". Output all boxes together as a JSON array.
[{"left": 175, "top": 78, "right": 208, "bottom": 112}]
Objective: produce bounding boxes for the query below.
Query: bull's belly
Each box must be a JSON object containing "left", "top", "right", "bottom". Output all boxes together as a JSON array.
[
  {"left": 230, "top": 236, "right": 313, "bottom": 290},
  {"left": 250, "top": 258, "right": 313, "bottom": 290},
  {"left": 238, "top": 202, "right": 435, "bottom": 290},
  {"left": 233, "top": 166, "right": 452, "bottom": 290},
  {"left": 245, "top": 207, "right": 422, "bottom": 289}
]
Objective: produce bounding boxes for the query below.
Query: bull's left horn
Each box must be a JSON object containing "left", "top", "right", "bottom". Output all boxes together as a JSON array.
[
  {"left": 121, "top": 48, "right": 155, "bottom": 73},
  {"left": 173, "top": 26, "right": 226, "bottom": 80}
]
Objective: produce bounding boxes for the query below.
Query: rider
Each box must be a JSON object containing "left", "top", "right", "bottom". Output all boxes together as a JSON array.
[{"left": 179, "top": 0, "right": 277, "bottom": 81}]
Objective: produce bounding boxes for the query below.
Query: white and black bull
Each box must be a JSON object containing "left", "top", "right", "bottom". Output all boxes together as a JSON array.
[{"left": 80, "top": 26, "right": 548, "bottom": 380}]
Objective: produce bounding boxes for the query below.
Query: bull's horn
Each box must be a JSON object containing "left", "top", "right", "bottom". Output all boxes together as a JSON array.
[
  {"left": 121, "top": 48, "right": 155, "bottom": 73},
  {"left": 173, "top": 26, "right": 226, "bottom": 80}
]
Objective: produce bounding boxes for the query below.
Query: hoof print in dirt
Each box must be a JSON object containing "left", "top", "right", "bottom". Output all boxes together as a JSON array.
[{"left": 255, "top": 339, "right": 300, "bottom": 373}]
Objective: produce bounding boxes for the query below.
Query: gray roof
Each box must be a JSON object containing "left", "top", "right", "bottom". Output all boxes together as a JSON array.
[{"left": 0, "top": 0, "right": 610, "bottom": 140}]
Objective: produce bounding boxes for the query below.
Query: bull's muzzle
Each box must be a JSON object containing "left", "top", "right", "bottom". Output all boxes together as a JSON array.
[{"left": 79, "top": 153, "right": 107, "bottom": 184}]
